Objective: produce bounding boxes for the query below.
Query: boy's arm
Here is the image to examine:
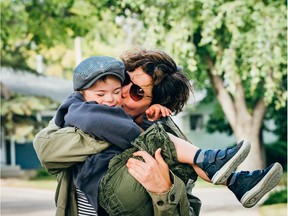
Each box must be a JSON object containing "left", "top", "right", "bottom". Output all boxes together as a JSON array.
[
  {"left": 33, "top": 119, "right": 111, "bottom": 174},
  {"left": 65, "top": 102, "right": 142, "bottom": 150}
]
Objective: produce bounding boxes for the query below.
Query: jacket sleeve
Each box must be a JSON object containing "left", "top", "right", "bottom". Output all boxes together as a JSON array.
[
  {"left": 33, "top": 119, "right": 111, "bottom": 175},
  {"left": 147, "top": 171, "right": 201, "bottom": 216},
  {"left": 65, "top": 102, "right": 142, "bottom": 150},
  {"left": 149, "top": 117, "right": 202, "bottom": 216}
]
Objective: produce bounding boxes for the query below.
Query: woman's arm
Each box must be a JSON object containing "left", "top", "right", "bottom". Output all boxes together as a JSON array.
[
  {"left": 126, "top": 149, "right": 198, "bottom": 216},
  {"left": 148, "top": 173, "right": 192, "bottom": 216},
  {"left": 126, "top": 117, "right": 202, "bottom": 216},
  {"left": 33, "top": 119, "right": 111, "bottom": 174}
]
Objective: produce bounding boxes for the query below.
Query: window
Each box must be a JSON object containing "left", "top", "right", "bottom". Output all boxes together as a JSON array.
[{"left": 189, "top": 114, "right": 203, "bottom": 130}]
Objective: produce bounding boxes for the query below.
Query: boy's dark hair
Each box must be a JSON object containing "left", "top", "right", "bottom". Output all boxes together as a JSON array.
[{"left": 121, "top": 49, "right": 193, "bottom": 114}]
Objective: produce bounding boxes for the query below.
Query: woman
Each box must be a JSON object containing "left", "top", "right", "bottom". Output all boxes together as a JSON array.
[
  {"left": 34, "top": 48, "right": 201, "bottom": 216},
  {"left": 33, "top": 48, "right": 282, "bottom": 216}
]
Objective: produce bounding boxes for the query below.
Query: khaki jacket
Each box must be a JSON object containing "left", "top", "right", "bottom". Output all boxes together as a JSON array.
[{"left": 33, "top": 119, "right": 201, "bottom": 216}]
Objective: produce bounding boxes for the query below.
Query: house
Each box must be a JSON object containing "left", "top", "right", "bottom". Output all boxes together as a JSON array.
[
  {"left": 172, "top": 95, "right": 279, "bottom": 149},
  {"left": 1, "top": 67, "right": 73, "bottom": 177},
  {"left": 1, "top": 67, "right": 279, "bottom": 177}
]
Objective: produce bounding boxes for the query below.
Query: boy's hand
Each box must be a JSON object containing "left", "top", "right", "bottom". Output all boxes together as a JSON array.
[{"left": 145, "top": 104, "right": 172, "bottom": 121}]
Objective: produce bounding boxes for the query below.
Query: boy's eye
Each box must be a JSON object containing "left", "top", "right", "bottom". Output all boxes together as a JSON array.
[
  {"left": 114, "top": 90, "right": 121, "bottom": 94},
  {"left": 96, "top": 94, "right": 104, "bottom": 97}
]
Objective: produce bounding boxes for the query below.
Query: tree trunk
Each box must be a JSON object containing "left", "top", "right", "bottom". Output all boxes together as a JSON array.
[
  {"left": 206, "top": 58, "right": 266, "bottom": 170},
  {"left": 234, "top": 100, "right": 266, "bottom": 170},
  {"left": 234, "top": 120, "right": 264, "bottom": 170}
]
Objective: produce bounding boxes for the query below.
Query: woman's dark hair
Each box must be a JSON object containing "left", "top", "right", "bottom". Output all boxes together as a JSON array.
[{"left": 121, "top": 48, "right": 193, "bottom": 114}]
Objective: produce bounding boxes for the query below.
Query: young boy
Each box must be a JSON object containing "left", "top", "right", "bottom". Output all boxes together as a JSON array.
[{"left": 54, "top": 56, "right": 283, "bottom": 215}]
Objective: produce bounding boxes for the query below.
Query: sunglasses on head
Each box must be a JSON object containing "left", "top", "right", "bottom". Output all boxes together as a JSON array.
[{"left": 123, "top": 72, "right": 153, "bottom": 101}]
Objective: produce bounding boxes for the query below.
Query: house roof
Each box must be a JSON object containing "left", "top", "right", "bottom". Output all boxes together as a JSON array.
[
  {"left": 1, "top": 67, "right": 73, "bottom": 102},
  {"left": 1, "top": 67, "right": 207, "bottom": 105}
]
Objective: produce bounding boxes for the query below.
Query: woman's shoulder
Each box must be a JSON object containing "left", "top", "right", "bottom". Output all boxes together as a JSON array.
[{"left": 158, "top": 117, "right": 189, "bottom": 141}]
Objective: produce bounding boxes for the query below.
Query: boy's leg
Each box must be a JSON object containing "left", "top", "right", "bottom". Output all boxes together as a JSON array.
[
  {"left": 131, "top": 122, "right": 195, "bottom": 183},
  {"left": 169, "top": 132, "right": 283, "bottom": 208},
  {"left": 168, "top": 133, "right": 251, "bottom": 184},
  {"left": 227, "top": 162, "right": 283, "bottom": 208},
  {"left": 98, "top": 123, "right": 195, "bottom": 215}
]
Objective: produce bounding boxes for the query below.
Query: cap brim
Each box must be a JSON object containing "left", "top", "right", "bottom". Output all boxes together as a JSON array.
[{"left": 81, "top": 72, "right": 124, "bottom": 90}]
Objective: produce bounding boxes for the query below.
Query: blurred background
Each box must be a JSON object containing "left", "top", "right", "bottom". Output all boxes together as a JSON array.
[{"left": 1, "top": 0, "right": 287, "bottom": 215}]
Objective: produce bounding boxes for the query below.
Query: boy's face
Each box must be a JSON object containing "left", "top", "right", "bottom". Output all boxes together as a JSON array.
[{"left": 82, "top": 75, "right": 123, "bottom": 107}]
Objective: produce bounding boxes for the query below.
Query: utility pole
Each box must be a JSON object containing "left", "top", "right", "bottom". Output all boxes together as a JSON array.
[{"left": 75, "top": 37, "right": 82, "bottom": 66}]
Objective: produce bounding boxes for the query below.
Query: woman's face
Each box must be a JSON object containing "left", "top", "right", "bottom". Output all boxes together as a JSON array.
[{"left": 122, "top": 67, "right": 153, "bottom": 118}]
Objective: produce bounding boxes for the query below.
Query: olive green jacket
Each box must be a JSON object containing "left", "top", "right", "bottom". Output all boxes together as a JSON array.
[{"left": 33, "top": 118, "right": 201, "bottom": 216}]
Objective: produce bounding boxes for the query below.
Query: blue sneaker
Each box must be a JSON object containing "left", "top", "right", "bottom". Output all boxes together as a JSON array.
[
  {"left": 195, "top": 140, "right": 251, "bottom": 184},
  {"left": 228, "top": 162, "right": 283, "bottom": 208}
]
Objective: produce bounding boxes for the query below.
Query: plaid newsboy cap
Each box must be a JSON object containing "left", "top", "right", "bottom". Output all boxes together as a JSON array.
[{"left": 73, "top": 56, "right": 125, "bottom": 91}]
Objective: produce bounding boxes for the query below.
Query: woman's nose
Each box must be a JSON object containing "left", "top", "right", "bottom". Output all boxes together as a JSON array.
[{"left": 121, "top": 84, "right": 130, "bottom": 98}]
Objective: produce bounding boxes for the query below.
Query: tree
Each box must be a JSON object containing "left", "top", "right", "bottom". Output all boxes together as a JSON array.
[
  {"left": 112, "top": 0, "right": 287, "bottom": 170},
  {"left": 1, "top": 0, "right": 120, "bottom": 73},
  {"left": 2, "top": 0, "right": 286, "bottom": 170}
]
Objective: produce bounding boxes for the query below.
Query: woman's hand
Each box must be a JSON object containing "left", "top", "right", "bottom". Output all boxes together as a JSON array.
[
  {"left": 126, "top": 148, "right": 172, "bottom": 193},
  {"left": 145, "top": 104, "right": 172, "bottom": 121}
]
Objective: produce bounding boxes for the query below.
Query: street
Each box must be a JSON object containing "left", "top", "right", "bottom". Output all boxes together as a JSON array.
[
  {"left": 1, "top": 187, "right": 55, "bottom": 216},
  {"left": 193, "top": 186, "right": 260, "bottom": 216},
  {"left": 1, "top": 185, "right": 262, "bottom": 216}
]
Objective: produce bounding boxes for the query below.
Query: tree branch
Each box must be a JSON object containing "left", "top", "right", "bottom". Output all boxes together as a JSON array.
[
  {"left": 234, "top": 77, "right": 251, "bottom": 122},
  {"left": 205, "top": 56, "right": 237, "bottom": 131},
  {"left": 252, "top": 99, "right": 266, "bottom": 133}
]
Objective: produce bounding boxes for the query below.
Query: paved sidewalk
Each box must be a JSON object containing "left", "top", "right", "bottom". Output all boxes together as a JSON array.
[{"left": 1, "top": 186, "right": 261, "bottom": 216}]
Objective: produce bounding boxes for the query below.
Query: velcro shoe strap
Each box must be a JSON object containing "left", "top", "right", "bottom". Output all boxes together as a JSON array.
[
  {"left": 217, "top": 148, "right": 228, "bottom": 160},
  {"left": 207, "top": 149, "right": 219, "bottom": 163}
]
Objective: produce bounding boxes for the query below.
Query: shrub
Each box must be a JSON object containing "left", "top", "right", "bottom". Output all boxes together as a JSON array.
[
  {"left": 33, "top": 168, "right": 55, "bottom": 179},
  {"left": 265, "top": 141, "right": 287, "bottom": 171},
  {"left": 262, "top": 188, "right": 287, "bottom": 205}
]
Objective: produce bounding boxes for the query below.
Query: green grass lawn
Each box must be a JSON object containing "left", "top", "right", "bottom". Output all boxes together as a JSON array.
[
  {"left": 1, "top": 168, "right": 58, "bottom": 190},
  {"left": 1, "top": 177, "right": 57, "bottom": 190}
]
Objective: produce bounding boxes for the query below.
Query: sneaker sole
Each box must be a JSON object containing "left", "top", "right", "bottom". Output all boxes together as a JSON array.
[
  {"left": 240, "top": 162, "right": 283, "bottom": 208},
  {"left": 212, "top": 140, "right": 251, "bottom": 184}
]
